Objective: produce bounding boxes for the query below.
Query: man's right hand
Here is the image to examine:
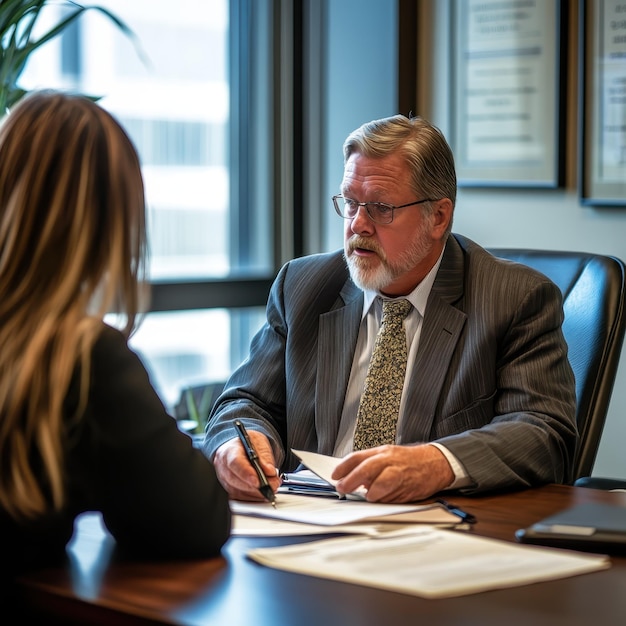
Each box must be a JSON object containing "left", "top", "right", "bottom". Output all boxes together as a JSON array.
[{"left": 213, "top": 430, "right": 281, "bottom": 501}]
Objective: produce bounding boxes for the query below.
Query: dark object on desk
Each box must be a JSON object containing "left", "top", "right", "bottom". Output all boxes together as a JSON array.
[
  {"left": 488, "top": 249, "right": 626, "bottom": 480},
  {"left": 435, "top": 498, "right": 476, "bottom": 524},
  {"left": 574, "top": 476, "right": 626, "bottom": 491},
  {"left": 515, "top": 502, "right": 626, "bottom": 555},
  {"left": 281, "top": 470, "right": 340, "bottom": 497},
  {"left": 234, "top": 420, "right": 276, "bottom": 507}
]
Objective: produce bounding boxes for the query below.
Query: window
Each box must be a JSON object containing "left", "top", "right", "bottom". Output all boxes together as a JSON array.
[{"left": 21, "top": 0, "right": 278, "bottom": 410}]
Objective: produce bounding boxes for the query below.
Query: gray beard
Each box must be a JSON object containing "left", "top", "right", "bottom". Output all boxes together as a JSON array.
[
  {"left": 346, "top": 254, "right": 396, "bottom": 291},
  {"left": 344, "top": 230, "right": 434, "bottom": 292}
]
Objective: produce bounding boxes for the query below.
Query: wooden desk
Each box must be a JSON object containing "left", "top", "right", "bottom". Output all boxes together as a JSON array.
[{"left": 15, "top": 485, "right": 626, "bottom": 625}]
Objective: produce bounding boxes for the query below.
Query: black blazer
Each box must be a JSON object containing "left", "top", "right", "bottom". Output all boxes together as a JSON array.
[{"left": 1, "top": 323, "right": 231, "bottom": 595}]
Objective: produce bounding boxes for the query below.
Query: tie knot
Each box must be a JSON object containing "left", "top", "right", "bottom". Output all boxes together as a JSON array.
[{"left": 381, "top": 298, "right": 412, "bottom": 324}]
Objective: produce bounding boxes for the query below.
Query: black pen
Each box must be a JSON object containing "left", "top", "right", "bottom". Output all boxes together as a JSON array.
[
  {"left": 436, "top": 498, "right": 476, "bottom": 524},
  {"left": 234, "top": 420, "right": 277, "bottom": 508}
]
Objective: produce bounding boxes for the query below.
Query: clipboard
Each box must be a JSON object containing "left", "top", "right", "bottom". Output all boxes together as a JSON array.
[{"left": 515, "top": 502, "right": 626, "bottom": 555}]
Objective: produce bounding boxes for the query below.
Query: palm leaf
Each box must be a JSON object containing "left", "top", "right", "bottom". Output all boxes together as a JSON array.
[{"left": 0, "top": 1, "right": 147, "bottom": 113}]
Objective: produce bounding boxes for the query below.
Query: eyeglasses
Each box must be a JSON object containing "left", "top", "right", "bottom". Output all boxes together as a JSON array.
[{"left": 332, "top": 195, "right": 436, "bottom": 225}]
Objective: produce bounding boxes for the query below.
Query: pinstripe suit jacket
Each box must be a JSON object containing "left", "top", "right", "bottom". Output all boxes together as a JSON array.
[{"left": 205, "top": 234, "right": 578, "bottom": 493}]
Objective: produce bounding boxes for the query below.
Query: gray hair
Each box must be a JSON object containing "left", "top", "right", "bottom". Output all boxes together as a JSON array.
[{"left": 343, "top": 115, "right": 457, "bottom": 211}]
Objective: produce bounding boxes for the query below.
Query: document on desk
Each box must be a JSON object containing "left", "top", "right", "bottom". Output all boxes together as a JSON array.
[
  {"left": 231, "top": 514, "right": 416, "bottom": 537},
  {"left": 230, "top": 492, "right": 460, "bottom": 527},
  {"left": 247, "top": 526, "right": 611, "bottom": 599}
]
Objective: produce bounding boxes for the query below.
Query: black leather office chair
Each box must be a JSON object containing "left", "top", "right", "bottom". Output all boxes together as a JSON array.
[{"left": 488, "top": 249, "right": 626, "bottom": 483}]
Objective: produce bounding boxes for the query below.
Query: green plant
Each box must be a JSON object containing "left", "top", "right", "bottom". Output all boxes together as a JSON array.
[
  {"left": 0, "top": 0, "right": 143, "bottom": 114},
  {"left": 184, "top": 386, "right": 218, "bottom": 435}
]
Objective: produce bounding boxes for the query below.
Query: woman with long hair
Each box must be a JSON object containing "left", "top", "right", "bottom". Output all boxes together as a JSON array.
[{"left": 0, "top": 91, "right": 231, "bottom": 593}]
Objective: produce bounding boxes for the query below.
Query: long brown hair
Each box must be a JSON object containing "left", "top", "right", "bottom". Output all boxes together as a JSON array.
[{"left": 0, "top": 91, "right": 147, "bottom": 519}]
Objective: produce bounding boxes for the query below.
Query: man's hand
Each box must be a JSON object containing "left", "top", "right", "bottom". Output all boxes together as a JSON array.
[
  {"left": 213, "top": 430, "right": 281, "bottom": 501},
  {"left": 331, "top": 444, "right": 454, "bottom": 503}
]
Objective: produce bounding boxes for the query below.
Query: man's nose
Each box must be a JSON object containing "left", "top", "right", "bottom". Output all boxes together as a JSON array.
[{"left": 350, "top": 204, "right": 375, "bottom": 233}]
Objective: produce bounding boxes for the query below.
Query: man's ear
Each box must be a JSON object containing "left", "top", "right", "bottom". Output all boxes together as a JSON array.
[{"left": 431, "top": 198, "right": 453, "bottom": 239}]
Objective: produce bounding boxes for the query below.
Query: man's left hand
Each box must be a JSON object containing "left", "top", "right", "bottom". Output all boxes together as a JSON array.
[{"left": 331, "top": 444, "right": 455, "bottom": 503}]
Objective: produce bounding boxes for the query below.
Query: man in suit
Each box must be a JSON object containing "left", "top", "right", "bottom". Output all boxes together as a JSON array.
[{"left": 204, "top": 114, "right": 577, "bottom": 503}]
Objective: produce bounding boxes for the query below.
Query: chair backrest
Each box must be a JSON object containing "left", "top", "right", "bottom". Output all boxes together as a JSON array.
[{"left": 488, "top": 249, "right": 626, "bottom": 480}]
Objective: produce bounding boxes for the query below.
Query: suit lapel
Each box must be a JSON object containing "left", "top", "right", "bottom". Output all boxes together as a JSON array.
[
  {"left": 400, "top": 236, "right": 468, "bottom": 442},
  {"left": 315, "top": 281, "right": 362, "bottom": 455}
]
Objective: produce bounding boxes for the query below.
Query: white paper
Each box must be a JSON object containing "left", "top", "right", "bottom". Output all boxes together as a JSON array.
[
  {"left": 292, "top": 448, "right": 370, "bottom": 495},
  {"left": 291, "top": 449, "right": 344, "bottom": 486},
  {"left": 229, "top": 492, "right": 459, "bottom": 527},
  {"left": 231, "top": 515, "right": 417, "bottom": 537},
  {"left": 247, "top": 526, "right": 611, "bottom": 599}
]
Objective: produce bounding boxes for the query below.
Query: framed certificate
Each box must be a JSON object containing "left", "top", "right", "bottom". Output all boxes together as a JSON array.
[
  {"left": 451, "top": 0, "right": 565, "bottom": 187},
  {"left": 579, "top": 0, "right": 626, "bottom": 206}
]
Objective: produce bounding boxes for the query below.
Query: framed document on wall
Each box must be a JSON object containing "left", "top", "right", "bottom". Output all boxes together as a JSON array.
[
  {"left": 451, "top": 0, "right": 565, "bottom": 187},
  {"left": 579, "top": 0, "right": 626, "bottom": 206}
]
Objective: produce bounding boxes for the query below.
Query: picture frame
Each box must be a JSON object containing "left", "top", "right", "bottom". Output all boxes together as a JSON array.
[
  {"left": 579, "top": 0, "right": 626, "bottom": 207},
  {"left": 451, "top": 0, "right": 565, "bottom": 188}
]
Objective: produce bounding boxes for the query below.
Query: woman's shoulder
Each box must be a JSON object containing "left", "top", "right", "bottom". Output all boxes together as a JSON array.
[
  {"left": 91, "top": 321, "right": 133, "bottom": 355},
  {"left": 88, "top": 321, "right": 150, "bottom": 382}
]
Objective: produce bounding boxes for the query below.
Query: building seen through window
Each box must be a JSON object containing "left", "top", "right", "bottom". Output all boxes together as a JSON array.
[{"left": 21, "top": 0, "right": 270, "bottom": 410}]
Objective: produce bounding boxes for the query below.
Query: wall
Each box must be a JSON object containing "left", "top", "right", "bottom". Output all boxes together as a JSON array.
[{"left": 321, "top": 0, "right": 398, "bottom": 251}]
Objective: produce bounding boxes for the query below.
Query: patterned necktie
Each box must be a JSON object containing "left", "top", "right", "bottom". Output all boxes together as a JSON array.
[{"left": 353, "top": 298, "right": 412, "bottom": 450}]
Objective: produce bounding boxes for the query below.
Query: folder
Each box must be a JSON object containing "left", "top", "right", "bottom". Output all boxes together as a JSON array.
[{"left": 515, "top": 502, "right": 626, "bottom": 555}]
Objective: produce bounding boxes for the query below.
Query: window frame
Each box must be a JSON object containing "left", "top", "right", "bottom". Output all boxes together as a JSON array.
[{"left": 147, "top": 0, "right": 306, "bottom": 315}]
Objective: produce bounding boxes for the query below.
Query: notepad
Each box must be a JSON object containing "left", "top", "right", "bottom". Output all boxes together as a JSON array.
[{"left": 515, "top": 502, "right": 626, "bottom": 555}]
